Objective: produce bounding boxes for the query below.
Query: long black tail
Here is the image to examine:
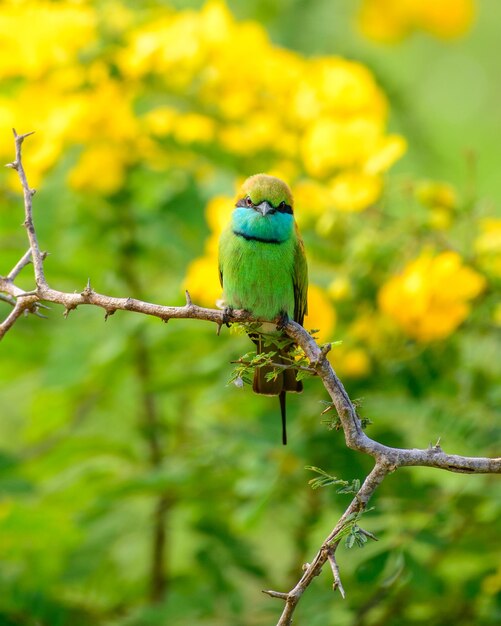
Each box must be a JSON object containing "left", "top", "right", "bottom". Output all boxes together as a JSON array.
[{"left": 279, "top": 391, "right": 287, "bottom": 445}]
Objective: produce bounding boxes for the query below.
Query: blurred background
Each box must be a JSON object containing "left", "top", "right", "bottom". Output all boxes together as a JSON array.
[{"left": 0, "top": 1, "right": 500, "bottom": 625}]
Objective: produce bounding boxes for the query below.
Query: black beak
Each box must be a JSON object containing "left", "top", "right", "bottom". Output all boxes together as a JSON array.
[{"left": 255, "top": 200, "right": 275, "bottom": 216}]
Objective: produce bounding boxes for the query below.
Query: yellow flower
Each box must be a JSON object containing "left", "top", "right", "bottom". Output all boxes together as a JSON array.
[
  {"left": 417, "top": 0, "right": 475, "bottom": 39},
  {"left": 415, "top": 180, "right": 457, "bottom": 211},
  {"left": 475, "top": 218, "right": 501, "bottom": 277},
  {"left": 378, "top": 251, "right": 486, "bottom": 342},
  {"left": 303, "top": 284, "right": 337, "bottom": 342},
  {"left": 302, "top": 115, "right": 383, "bottom": 176},
  {"left": 173, "top": 113, "right": 216, "bottom": 144},
  {"left": 364, "top": 135, "right": 407, "bottom": 175},
  {"left": 358, "top": 0, "right": 475, "bottom": 43},
  {"left": 0, "top": 2, "right": 95, "bottom": 79},
  {"left": 68, "top": 144, "right": 128, "bottom": 195},
  {"left": 493, "top": 303, "right": 501, "bottom": 328},
  {"left": 331, "top": 346, "right": 371, "bottom": 379},
  {"left": 329, "top": 171, "right": 382, "bottom": 212},
  {"left": 184, "top": 253, "right": 222, "bottom": 308},
  {"left": 205, "top": 195, "right": 232, "bottom": 238},
  {"left": 293, "top": 181, "right": 333, "bottom": 222},
  {"left": 143, "top": 107, "right": 178, "bottom": 136},
  {"left": 428, "top": 208, "right": 453, "bottom": 231},
  {"left": 328, "top": 276, "right": 352, "bottom": 301}
]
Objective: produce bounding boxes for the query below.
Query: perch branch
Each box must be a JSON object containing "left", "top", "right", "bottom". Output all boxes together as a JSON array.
[{"left": 2, "top": 131, "right": 500, "bottom": 626}]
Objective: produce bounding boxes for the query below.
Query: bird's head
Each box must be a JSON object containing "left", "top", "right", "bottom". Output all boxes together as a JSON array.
[
  {"left": 237, "top": 174, "right": 294, "bottom": 216},
  {"left": 232, "top": 174, "right": 295, "bottom": 242}
]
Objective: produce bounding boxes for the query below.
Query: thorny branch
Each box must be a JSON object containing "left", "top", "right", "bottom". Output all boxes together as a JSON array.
[{"left": 1, "top": 130, "right": 500, "bottom": 625}]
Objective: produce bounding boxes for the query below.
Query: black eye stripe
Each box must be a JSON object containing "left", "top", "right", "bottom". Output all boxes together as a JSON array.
[
  {"left": 277, "top": 203, "right": 293, "bottom": 214},
  {"left": 235, "top": 197, "right": 293, "bottom": 214}
]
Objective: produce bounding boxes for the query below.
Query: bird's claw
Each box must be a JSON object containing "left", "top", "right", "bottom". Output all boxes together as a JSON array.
[
  {"left": 222, "top": 306, "right": 234, "bottom": 327},
  {"left": 276, "top": 311, "right": 290, "bottom": 331}
]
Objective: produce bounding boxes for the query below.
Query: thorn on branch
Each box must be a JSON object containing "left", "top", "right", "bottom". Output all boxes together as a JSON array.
[
  {"left": 327, "top": 550, "right": 345, "bottom": 599},
  {"left": 13, "top": 128, "right": 36, "bottom": 142},
  {"left": 15, "top": 290, "right": 38, "bottom": 298},
  {"left": 5, "top": 161, "right": 18, "bottom": 170},
  {"left": 81, "top": 278, "right": 93, "bottom": 298},
  {"left": 429, "top": 437, "right": 443, "bottom": 453},
  {"left": 185, "top": 290, "right": 193, "bottom": 307},
  {"left": 262, "top": 589, "right": 289, "bottom": 601}
]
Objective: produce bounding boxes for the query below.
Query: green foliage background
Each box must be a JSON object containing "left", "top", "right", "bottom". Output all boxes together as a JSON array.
[{"left": 0, "top": 1, "right": 500, "bottom": 625}]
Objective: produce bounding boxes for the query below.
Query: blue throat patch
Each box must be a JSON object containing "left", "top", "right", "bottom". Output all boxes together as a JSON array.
[{"left": 231, "top": 207, "right": 293, "bottom": 244}]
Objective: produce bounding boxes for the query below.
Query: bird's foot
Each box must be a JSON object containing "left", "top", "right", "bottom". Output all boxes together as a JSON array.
[
  {"left": 222, "top": 306, "right": 234, "bottom": 327},
  {"left": 217, "top": 306, "right": 234, "bottom": 336},
  {"left": 276, "top": 311, "right": 290, "bottom": 331}
]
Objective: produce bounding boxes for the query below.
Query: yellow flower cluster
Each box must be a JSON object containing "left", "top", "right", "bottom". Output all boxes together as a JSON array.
[
  {"left": 415, "top": 180, "right": 458, "bottom": 230},
  {"left": 0, "top": 1, "right": 404, "bottom": 201},
  {"left": 358, "top": 0, "right": 475, "bottom": 43},
  {"left": 378, "top": 251, "right": 485, "bottom": 342},
  {"left": 475, "top": 218, "right": 501, "bottom": 278}
]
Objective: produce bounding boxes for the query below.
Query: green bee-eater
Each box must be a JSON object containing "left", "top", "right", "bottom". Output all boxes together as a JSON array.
[{"left": 218, "top": 174, "right": 308, "bottom": 444}]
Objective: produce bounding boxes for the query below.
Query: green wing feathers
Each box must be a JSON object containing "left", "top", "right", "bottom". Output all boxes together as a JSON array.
[{"left": 293, "top": 228, "right": 308, "bottom": 325}]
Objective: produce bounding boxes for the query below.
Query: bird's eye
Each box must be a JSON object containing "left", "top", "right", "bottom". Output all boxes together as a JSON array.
[
  {"left": 279, "top": 201, "right": 286, "bottom": 209},
  {"left": 246, "top": 196, "right": 253, "bottom": 207}
]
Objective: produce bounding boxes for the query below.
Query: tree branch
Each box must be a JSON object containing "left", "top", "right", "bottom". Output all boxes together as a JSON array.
[{"left": 2, "top": 131, "right": 500, "bottom": 625}]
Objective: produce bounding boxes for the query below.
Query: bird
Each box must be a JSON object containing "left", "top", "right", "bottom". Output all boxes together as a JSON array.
[{"left": 218, "top": 173, "right": 308, "bottom": 444}]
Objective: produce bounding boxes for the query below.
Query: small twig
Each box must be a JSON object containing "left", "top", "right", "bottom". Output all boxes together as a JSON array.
[
  {"left": 0, "top": 293, "right": 16, "bottom": 306},
  {"left": 0, "top": 298, "right": 37, "bottom": 339},
  {"left": 7, "top": 248, "right": 32, "bottom": 281},
  {"left": 262, "top": 590, "right": 289, "bottom": 600},
  {"left": 13, "top": 290, "right": 39, "bottom": 298},
  {"left": 327, "top": 549, "right": 345, "bottom": 599},
  {"left": 11, "top": 129, "right": 47, "bottom": 290}
]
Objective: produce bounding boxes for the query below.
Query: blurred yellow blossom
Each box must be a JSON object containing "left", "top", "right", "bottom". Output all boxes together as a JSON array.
[
  {"left": 415, "top": 180, "right": 458, "bottom": 230},
  {"left": 331, "top": 346, "right": 371, "bottom": 379},
  {"left": 205, "top": 195, "right": 233, "bottom": 237},
  {"left": 303, "top": 284, "right": 337, "bottom": 342},
  {"left": 328, "top": 276, "right": 352, "bottom": 301},
  {"left": 364, "top": 135, "right": 407, "bottom": 175},
  {"left": 358, "top": 0, "right": 475, "bottom": 43},
  {"left": 378, "top": 251, "right": 486, "bottom": 342},
  {"left": 292, "top": 181, "right": 331, "bottom": 218},
  {"left": 493, "top": 304, "right": 501, "bottom": 327},
  {"left": 184, "top": 254, "right": 222, "bottom": 308},
  {"left": 68, "top": 144, "right": 128, "bottom": 195},
  {"left": 415, "top": 180, "right": 458, "bottom": 211},
  {"left": 302, "top": 116, "right": 383, "bottom": 176},
  {"left": 0, "top": 1, "right": 95, "bottom": 79},
  {"left": 0, "top": 0, "right": 404, "bottom": 221},
  {"left": 475, "top": 218, "right": 501, "bottom": 277},
  {"left": 329, "top": 171, "right": 382, "bottom": 212}
]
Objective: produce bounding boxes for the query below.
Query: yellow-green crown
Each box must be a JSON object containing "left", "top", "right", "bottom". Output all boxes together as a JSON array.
[{"left": 238, "top": 174, "right": 294, "bottom": 209}]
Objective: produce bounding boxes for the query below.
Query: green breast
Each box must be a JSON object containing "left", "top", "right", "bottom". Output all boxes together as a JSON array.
[{"left": 219, "top": 229, "right": 296, "bottom": 320}]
